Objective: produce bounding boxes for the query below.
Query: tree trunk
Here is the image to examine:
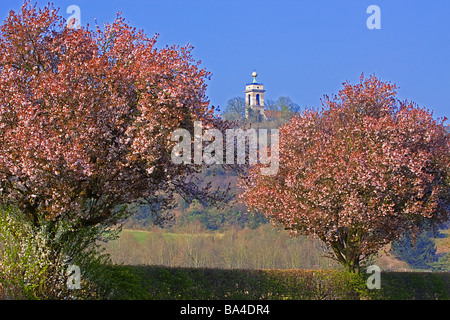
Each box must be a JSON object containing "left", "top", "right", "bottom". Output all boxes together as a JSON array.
[{"left": 329, "top": 241, "right": 361, "bottom": 274}]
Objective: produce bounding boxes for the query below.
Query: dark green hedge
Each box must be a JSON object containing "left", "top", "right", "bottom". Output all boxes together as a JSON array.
[
  {"left": 379, "top": 272, "right": 450, "bottom": 300},
  {"left": 105, "top": 265, "right": 450, "bottom": 300}
]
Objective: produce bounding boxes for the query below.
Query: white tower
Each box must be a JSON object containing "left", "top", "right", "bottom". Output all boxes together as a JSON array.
[{"left": 245, "top": 71, "right": 266, "bottom": 121}]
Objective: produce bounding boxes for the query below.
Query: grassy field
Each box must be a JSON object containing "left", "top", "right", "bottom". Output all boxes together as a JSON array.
[
  {"left": 101, "top": 225, "right": 450, "bottom": 300},
  {"left": 104, "top": 224, "right": 339, "bottom": 269},
  {"left": 436, "top": 228, "right": 450, "bottom": 254},
  {"left": 107, "top": 225, "right": 450, "bottom": 271}
]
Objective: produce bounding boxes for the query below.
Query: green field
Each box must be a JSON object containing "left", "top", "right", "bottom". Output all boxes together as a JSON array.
[{"left": 104, "top": 225, "right": 339, "bottom": 269}]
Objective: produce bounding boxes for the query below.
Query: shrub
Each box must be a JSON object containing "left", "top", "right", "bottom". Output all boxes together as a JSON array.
[
  {"left": 0, "top": 206, "right": 64, "bottom": 299},
  {"left": 0, "top": 205, "right": 118, "bottom": 299},
  {"left": 107, "top": 265, "right": 450, "bottom": 300},
  {"left": 109, "top": 266, "right": 375, "bottom": 300}
]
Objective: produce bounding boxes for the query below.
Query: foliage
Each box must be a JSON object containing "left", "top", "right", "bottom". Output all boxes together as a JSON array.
[
  {"left": 240, "top": 75, "right": 450, "bottom": 273},
  {"left": 0, "top": 205, "right": 115, "bottom": 299},
  {"left": 0, "top": 205, "right": 55, "bottom": 299}
]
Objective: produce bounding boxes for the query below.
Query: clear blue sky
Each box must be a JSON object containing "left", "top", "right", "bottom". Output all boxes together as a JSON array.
[{"left": 1, "top": 0, "right": 449, "bottom": 123}]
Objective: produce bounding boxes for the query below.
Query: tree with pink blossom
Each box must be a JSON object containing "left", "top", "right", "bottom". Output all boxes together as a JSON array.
[
  {"left": 0, "top": 2, "right": 226, "bottom": 297},
  {"left": 240, "top": 75, "right": 450, "bottom": 273}
]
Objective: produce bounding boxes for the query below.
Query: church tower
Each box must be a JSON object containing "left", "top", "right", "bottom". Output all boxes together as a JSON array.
[{"left": 245, "top": 71, "right": 267, "bottom": 121}]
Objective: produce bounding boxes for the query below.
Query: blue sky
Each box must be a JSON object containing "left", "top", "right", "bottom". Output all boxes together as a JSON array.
[{"left": 1, "top": 0, "right": 449, "bottom": 123}]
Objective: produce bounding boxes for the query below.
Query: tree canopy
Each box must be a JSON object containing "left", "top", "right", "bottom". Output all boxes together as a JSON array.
[{"left": 0, "top": 2, "right": 225, "bottom": 230}]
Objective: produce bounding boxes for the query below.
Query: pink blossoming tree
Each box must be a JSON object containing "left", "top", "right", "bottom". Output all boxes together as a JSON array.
[
  {"left": 0, "top": 2, "right": 227, "bottom": 297},
  {"left": 240, "top": 75, "right": 450, "bottom": 273}
]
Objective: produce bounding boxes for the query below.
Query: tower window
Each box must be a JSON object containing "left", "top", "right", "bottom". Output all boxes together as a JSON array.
[{"left": 256, "top": 94, "right": 260, "bottom": 105}]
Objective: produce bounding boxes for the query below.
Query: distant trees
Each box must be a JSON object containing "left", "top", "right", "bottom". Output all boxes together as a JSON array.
[
  {"left": 178, "top": 199, "right": 266, "bottom": 230},
  {"left": 222, "top": 97, "right": 246, "bottom": 121},
  {"left": 240, "top": 75, "right": 450, "bottom": 273},
  {"left": 222, "top": 96, "right": 300, "bottom": 122},
  {"left": 266, "top": 96, "right": 300, "bottom": 113},
  {"left": 391, "top": 229, "right": 439, "bottom": 270}
]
